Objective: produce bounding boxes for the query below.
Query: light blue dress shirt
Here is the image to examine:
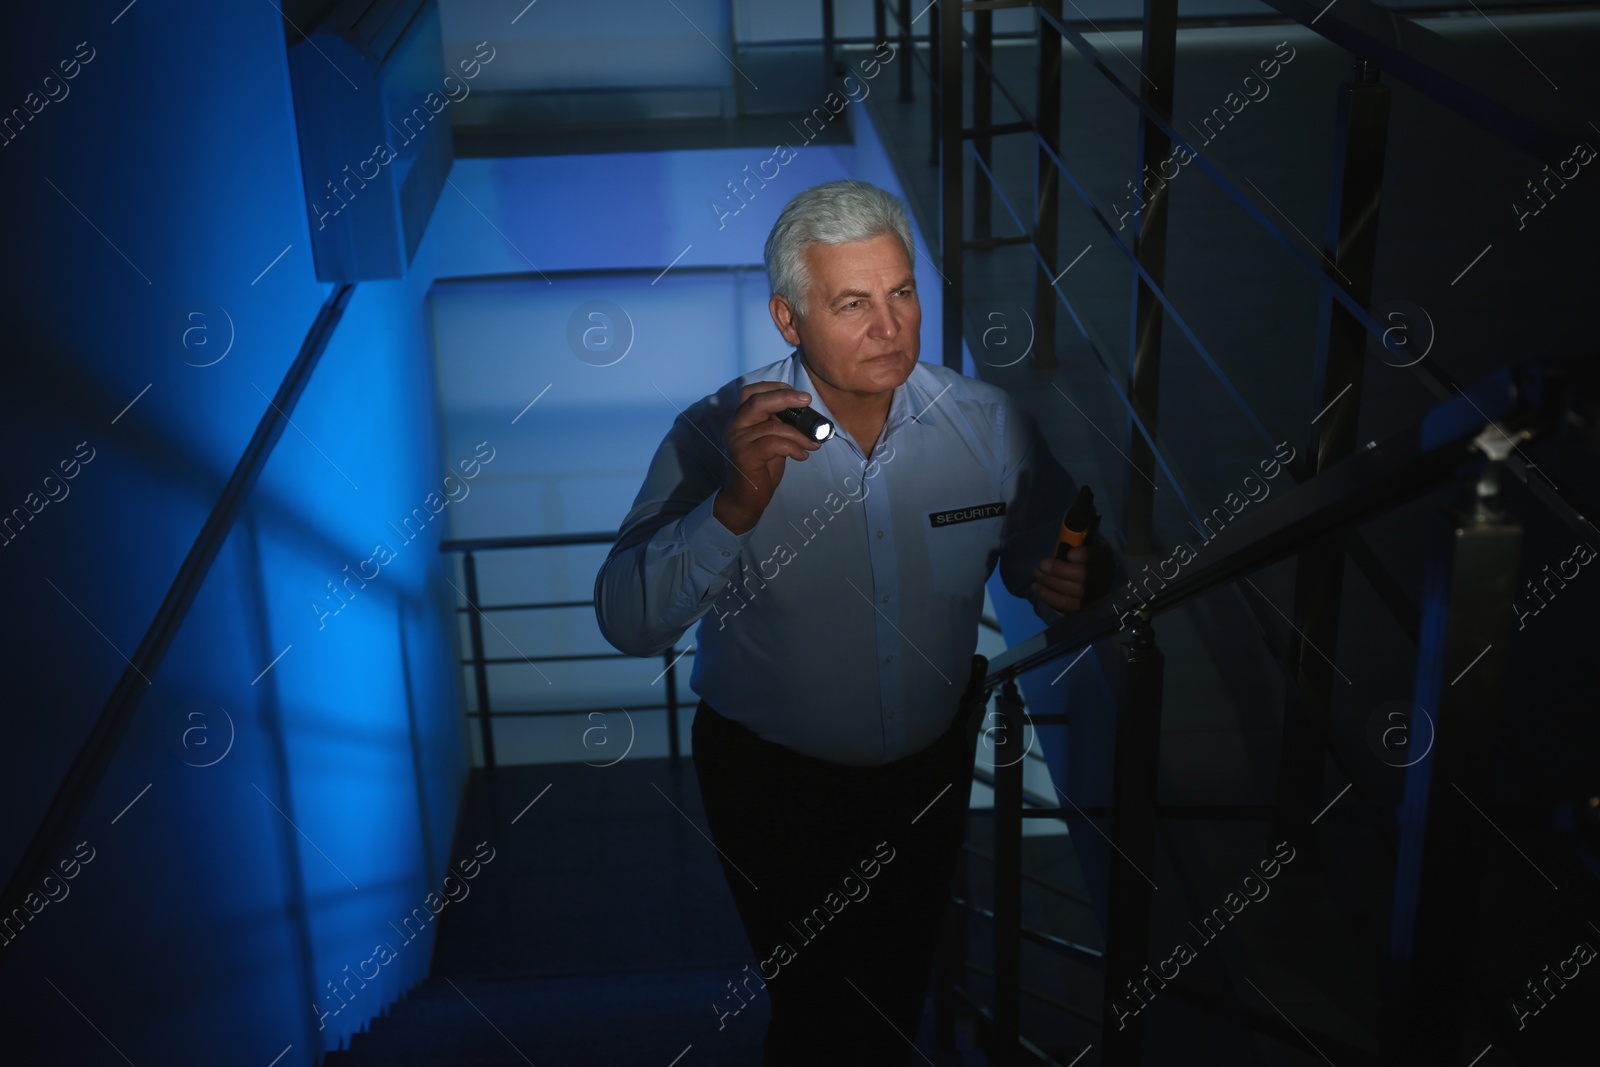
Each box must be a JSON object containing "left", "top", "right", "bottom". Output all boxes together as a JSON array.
[{"left": 595, "top": 351, "right": 1078, "bottom": 766}]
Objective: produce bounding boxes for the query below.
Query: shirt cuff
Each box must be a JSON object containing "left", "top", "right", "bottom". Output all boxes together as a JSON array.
[{"left": 679, "top": 493, "right": 752, "bottom": 581}]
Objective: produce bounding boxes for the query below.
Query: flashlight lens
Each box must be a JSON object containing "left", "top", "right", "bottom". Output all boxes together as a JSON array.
[{"left": 779, "top": 405, "right": 834, "bottom": 443}]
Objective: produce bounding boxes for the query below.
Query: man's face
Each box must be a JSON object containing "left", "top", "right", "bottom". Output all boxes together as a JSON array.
[{"left": 769, "top": 233, "right": 921, "bottom": 403}]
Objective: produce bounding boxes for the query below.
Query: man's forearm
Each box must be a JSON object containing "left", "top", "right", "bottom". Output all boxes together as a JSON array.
[{"left": 594, "top": 497, "right": 748, "bottom": 657}]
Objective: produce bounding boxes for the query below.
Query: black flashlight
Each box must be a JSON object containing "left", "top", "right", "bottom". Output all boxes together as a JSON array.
[{"left": 777, "top": 406, "right": 835, "bottom": 442}]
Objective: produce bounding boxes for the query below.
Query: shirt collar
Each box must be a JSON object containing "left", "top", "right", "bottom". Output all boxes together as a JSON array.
[{"left": 787, "top": 350, "right": 927, "bottom": 446}]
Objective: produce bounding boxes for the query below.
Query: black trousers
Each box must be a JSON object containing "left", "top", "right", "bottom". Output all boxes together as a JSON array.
[{"left": 691, "top": 660, "right": 984, "bottom": 1066}]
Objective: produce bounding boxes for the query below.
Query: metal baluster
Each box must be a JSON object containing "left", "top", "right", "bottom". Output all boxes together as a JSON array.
[
  {"left": 1033, "top": 0, "right": 1063, "bottom": 369},
  {"left": 1121, "top": 0, "right": 1179, "bottom": 553},
  {"left": 1276, "top": 60, "right": 1392, "bottom": 845},
  {"left": 663, "top": 648, "right": 682, "bottom": 761},
  {"left": 1102, "top": 612, "right": 1165, "bottom": 1065},
  {"left": 1380, "top": 434, "right": 1522, "bottom": 1063},
  {"left": 822, "top": 0, "right": 836, "bottom": 78},
  {"left": 973, "top": 8, "right": 994, "bottom": 244},
  {"left": 935, "top": 844, "right": 968, "bottom": 1057},
  {"left": 992, "top": 679, "right": 1026, "bottom": 1064},
  {"left": 461, "top": 550, "right": 497, "bottom": 774},
  {"left": 939, "top": 0, "right": 964, "bottom": 369},
  {"left": 898, "top": 0, "right": 914, "bottom": 101},
  {"left": 929, "top": 0, "right": 943, "bottom": 167}
]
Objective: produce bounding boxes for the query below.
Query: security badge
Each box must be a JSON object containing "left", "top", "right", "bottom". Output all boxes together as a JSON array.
[{"left": 927, "top": 501, "right": 1006, "bottom": 527}]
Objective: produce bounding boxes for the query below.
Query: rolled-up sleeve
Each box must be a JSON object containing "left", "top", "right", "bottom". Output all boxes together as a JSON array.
[{"left": 594, "top": 407, "right": 752, "bottom": 657}]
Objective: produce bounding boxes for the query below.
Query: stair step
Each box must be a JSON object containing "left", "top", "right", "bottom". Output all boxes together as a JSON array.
[{"left": 327, "top": 969, "right": 769, "bottom": 1066}]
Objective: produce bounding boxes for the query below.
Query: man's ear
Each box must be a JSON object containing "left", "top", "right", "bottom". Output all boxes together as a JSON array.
[{"left": 769, "top": 293, "right": 802, "bottom": 347}]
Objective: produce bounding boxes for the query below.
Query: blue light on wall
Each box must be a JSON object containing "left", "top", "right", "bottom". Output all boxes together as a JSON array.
[
  {"left": 0, "top": 2, "right": 463, "bottom": 1061},
  {"left": 0, "top": 2, "right": 950, "bottom": 1061}
]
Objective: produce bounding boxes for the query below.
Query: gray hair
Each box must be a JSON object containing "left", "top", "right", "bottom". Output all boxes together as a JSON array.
[{"left": 764, "top": 181, "right": 915, "bottom": 317}]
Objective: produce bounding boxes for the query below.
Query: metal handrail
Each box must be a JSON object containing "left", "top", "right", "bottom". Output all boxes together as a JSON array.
[
  {"left": 955, "top": 27, "right": 1440, "bottom": 679},
  {"left": 903, "top": 5, "right": 1593, "bottom": 1057},
  {"left": 1034, "top": 0, "right": 1503, "bottom": 389},
  {"left": 941, "top": 0, "right": 1598, "bottom": 542},
  {"left": 439, "top": 531, "right": 617, "bottom": 552},
  {"left": 437, "top": 531, "right": 689, "bottom": 770},
  {"left": 849, "top": 0, "right": 1600, "bottom": 42},
  {"left": 948, "top": 0, "right": 1592, "bottom": 361},
  {"left": 0, "top": 283, "right": 358, "bottom": 974},
  {"left": 1260, "top": 0, "right": 1595, "bottom": 164},
  {"left": 934, "top": 0, "right": 1589, "bottom": 815},
  {"left": 959, "top": 40, "right": 1288, "bottom": 465},
  {"left": 434, "top": 527, "right": 1011, "bottom": 771},
  {"left": 937, "top": 0, "right": 1449, "bottom": 681},
  {"left": 982, "top": 359, "right": 1553, "bottom": 688},
  {"left": 963, "top": 357, "right": 1571, "bottom": 1063},
  {"left": 960, "top": 4, "right": 1455, "bottom": 420},
  {"left": 951, "top": 0, "right": 1593, "bottom": 662},
  {"left": 984, "top": 0, "right": 1597, "bottom": 544}
]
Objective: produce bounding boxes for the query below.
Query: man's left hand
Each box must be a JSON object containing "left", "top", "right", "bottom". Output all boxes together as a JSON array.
[{"left": 1032, "top": 536, "right": 1114, "bottom": 613}]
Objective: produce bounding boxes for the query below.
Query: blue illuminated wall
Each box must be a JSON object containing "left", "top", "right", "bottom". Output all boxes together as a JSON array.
[
  {"left": 0, "top": 2, "right": 461, "bottom": 1062},
  {"left": 0, "top": 3, "right": 946, "bottom": 1064}
]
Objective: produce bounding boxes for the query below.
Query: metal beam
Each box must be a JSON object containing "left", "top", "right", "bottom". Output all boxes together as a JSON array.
[
  {"left": 940, "top": 0, "right": 967, "bottom": 370},
  {"left": 1380, "top": 458, "right": 1522, "bottom": 1061},
  {"left": 1259, "top": 0, "right": 1595, "bottom": 167},
  {"left": 1121, "top": 0, "right": 1179, "bottom": 553},
  {"left": 1276, "top": 60, "right": 1392, "bottom": 841}
]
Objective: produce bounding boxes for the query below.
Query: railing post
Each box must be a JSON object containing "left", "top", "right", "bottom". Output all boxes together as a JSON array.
[
  {"left": 936, "top": 843, "right": 970, "bottom": 1057},
  {"left": 821, "top": 0, "right": 836, "bottom": 76},
  {"left": 1380, "top": 444, "right": 1520, "bottom": 1063},
  {"left": 1032, "top": 0, "right": 1063, "bottom": 370},
  {"left": 663, "top": 648, "right": 682, "bottom": 761},
  {"left": 897, "top": 0, "right": 914, "bottom": 101},
  {"left": 1275, "top": 60, "right": 1391, "bottom": 843},
  {"left": 1102, "top": 612, "right": 1165, "bottom": 1066},
  {"left": 972, "top": 8, "right": 994, "bottom": 243},
  {"left": 874, "top": 0, "right": 887, "bottom": 55},
  {"left": 0, "top": 284, "right": 355, "bottom": 951},
  {"left": 1120, "top": 0, "right": 1179, "bottom": 554},
  {"left": 939, "top": 0, "right": 965, "bottom": 370},
  {"left": 460, "top": 550, "right": 498, "bottom": 774},
  {"left": 991, "top": 679, "right": 1026, "bottom": 1065},
  {"left": 928, "top": 0, "right": 943, "bottom": 167}
]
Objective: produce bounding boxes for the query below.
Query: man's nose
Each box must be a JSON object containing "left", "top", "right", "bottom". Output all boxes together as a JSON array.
[{"left": 869, "top": 300, "right": 900, "bottom": 338}]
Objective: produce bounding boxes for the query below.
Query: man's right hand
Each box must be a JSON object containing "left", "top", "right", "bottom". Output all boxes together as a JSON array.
[{"left": 712, "top": 381, "right": 822, "bottom": 534}]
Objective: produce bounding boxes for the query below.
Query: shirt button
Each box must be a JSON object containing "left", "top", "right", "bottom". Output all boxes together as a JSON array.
[
  {"left": 881, "top": 594, "right": 890, "bottom": 604},
  {"left": 720, "top": 550, "right": 730, "bottom": 557},
  {"left": 886, "top": 655, "right": 894, "bottom": 664},
  {"left": 876, "top": 530, "right": 885, "bottom": 539}
]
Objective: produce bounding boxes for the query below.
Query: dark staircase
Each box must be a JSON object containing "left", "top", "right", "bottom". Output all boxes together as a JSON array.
[{"left": 317, "top": 761, "right": 979, "bottom": 1066}]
